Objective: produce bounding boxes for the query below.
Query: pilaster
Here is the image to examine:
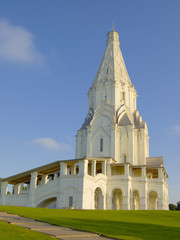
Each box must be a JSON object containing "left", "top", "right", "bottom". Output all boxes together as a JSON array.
[
  {"left": 124, "top": 163, "right": 130, "bottom": 176},
  {"left": 86, "top": 126, "right": 92, "bottom": 157},
  {"left": 123, "top": 196, "right": 130, "bottom": 210},
  {"left": 142, "top": 166, "right": 146, "bottom": 178},
  {"left": 91, "top": 160, "right": 96, "bottom": 176},
  {"left": 1, "top": 182, "right": 8, "bottom": 205},
  {"left": 158, "top": 168, "right": 162, "bottom": 180},
  {"left": 128, "top": 125, "right": 134, "bottom": 165},
  {"left": 111, "top": 123, "right": 117, "bottom": 160}
]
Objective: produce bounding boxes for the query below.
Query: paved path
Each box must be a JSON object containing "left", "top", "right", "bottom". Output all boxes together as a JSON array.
[{"left": 0, "top": 212, "right": 114, "bottom": 240}]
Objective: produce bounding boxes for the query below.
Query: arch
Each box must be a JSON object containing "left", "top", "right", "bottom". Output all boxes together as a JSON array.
[
  {"left": 36, "top": 197, "right": 57, "bottom": 208},
  {"left": 112, "top": 188, "right": 123, "bottom": 210},
  {"left": 94, "top": 187, "right": 104, "bottom": 209},
  {"left": 149, "top": 191, "right": 158, "bottom": 210},
  {"left": 133, "top": 190, "right": 139, "bottom": 210}
]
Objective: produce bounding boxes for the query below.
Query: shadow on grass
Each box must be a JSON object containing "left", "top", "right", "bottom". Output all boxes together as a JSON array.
[{"left": 46, "top": 217, "right": 180, "bottom": 240}]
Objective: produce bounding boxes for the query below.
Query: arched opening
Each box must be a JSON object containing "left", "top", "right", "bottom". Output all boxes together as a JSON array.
[
  {"left": 149, "top": 191, "right": 158, "bottom": 210},
  {"left": 133, "top": 190, "right": 139, "bottom": 210},
  {"left": 112, "top": 189, "right": 123, "bottom": 210},
  {"left": 36, "top": 197, "right": 57, "bottom": 208},
  {"left": 94, "top": 187, "right": 104, "bottom": 209}
]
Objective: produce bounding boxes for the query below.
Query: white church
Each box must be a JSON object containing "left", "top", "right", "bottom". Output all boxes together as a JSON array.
[{"left": 0, "top": 30, "right": 169, "bottom": 210}]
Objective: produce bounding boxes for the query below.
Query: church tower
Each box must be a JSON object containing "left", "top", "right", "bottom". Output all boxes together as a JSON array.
[
  {"left": 0, "top": 30, "right": 169, "bottom": 210},
  {"left": 76, "top": 30, "right": 149, "bottom": 166}
]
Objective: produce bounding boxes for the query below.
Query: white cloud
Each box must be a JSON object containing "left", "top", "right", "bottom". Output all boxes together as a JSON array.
[
  {"left": 172, "top": 125, "right": 180, "bottom": 134},
  {"left": 0, "top": 19, "right": 44, "bottom": 63},
  {"left": 32, "top": 138, "right": 71, "bottom": 151}
]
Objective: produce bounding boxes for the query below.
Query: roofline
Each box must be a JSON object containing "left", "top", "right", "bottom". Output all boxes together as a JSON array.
[{"left": 2, "top": 158, "right": 84, "bottom": 184}]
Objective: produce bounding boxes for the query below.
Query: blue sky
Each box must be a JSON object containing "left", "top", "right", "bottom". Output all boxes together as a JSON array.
[{"left": 0, "top": 0, "right": 179, "bottom": 204}]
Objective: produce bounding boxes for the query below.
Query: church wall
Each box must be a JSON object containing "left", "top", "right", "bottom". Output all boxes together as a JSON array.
[
  {"left": 76, "top": 130, "right": 87, "bottom": 158},
  {"left": 131, "top": 180, "right": 147, "bottom": 210},
  {"left": 134, "top": 129, "right": 139, "bottom": 165},
  {"left": 82, "top": 174, "right": 107, "bottom": 209},
  {"left": 1, "top": 31, "right": 168, "bottom": 211},
  {"left": 106, "top": 178, "right": 131, "bottom": 210},
  {"left": 58, "top": 175, "right": 84, "bottom": 209},
  {"left": 91, "top": 117, "right": 111, "bottom": 157},
  {"left": 119, "top": 127, "right": 129, "bottom": 163}
]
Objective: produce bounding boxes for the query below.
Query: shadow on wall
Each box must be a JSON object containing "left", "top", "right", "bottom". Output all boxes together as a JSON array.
[{"left": 36, "top": 197, "right": 57, "bottom": 209}]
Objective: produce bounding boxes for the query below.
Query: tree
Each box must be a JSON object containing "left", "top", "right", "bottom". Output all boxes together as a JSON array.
[
  {"left": 177, "top": 201, "right": 180, "bottom": 211},
  {"left": 169, "top": 203, "right": 177, "bottom": 210}
]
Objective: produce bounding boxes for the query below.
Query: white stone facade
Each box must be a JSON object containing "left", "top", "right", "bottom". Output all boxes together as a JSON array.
[{"left": 0, "top": 31, "right": 169, "bottom": 210}]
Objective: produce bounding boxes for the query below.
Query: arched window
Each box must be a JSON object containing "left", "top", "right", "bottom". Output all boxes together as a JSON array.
[
  {"left": 149, "top": 191, "right": 158, "bottom": 210},
  {"left": 112, "top": 189, "right": 123, "bottom": 210},
  {"left": 94, "top": 187, "right": 104, "bottom": 209},
  {"left": 133, "top": 190, "right": 139, "bottom": 210}
]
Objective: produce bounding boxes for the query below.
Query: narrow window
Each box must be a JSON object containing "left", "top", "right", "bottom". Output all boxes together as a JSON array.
[
  {"left": 107, "top": 67, "right": 109, "bottom": 75},
  {"left": 122, "top": 91, "right": 125, "bottom": 100},
  {"left": 76, "top": 165, "right": 79, "bottom": 174},
  {"left": 100, "top": 138, "right": 103, "bottom": 152},
  {"left": 123, "top": 154, "right": 127, "bottom": 163},
  {"left": 104, "top": 90, "right": 107, "bottom": 99},
  {"left": 69, "top": 196, "right": 73, "bottom": 207}
]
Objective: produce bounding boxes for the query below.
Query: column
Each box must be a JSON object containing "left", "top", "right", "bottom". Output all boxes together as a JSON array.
[
  {"left": 60, "top": 162, "right": 67, "bottom": 175},
  {"left": 102, "top": 161, "right": 106, "bottom": 175},
  {"left": 48, "top": 176, "right": 53, "bottom": 182},
  {"left": 30, "top": 172, "right": 38, "bottom": 191},
  {"left": 54, "top": 173, "right": 58, "bottom": 179},
  {"left": 72, "top": 164, "right": 76, "bottom": 175},
  {"left": 41, "top": 175, "right": 48, "bottom": 185},
  {"left": 14, "top": 183, "right": 21, "bottom": 195},
  {"left": 79, "top": 159, "right": 88, "bottom": 176},
  {"left": 28, "top": 172, "right": 38, "bottom": 207},
  {"left": 1, "top": 182, "right": 8, "bottom": 205},
  {"left": 91, "top": 160, "right": 96, "bottom": 176}
]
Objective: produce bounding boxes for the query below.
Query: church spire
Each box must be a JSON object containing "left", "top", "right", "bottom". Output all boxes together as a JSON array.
[{"left": 92, "top": 30, "right": 131, "bottom": 87}]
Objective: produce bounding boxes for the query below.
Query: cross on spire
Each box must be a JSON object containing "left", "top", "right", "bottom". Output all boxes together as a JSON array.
[{"left": 112, "top": 22, "right": 115, "bottom": 31}]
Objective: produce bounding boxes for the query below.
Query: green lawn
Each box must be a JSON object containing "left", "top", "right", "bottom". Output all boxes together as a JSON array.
[
  {"left": 0, "top": 219, "right": 55, "bottom": 240},
  {"left": 0, "top": 206, "right": 180, "bottom": 240}
]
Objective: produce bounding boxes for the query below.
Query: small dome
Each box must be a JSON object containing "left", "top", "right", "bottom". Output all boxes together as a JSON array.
[{"left": 107, "top": 31, "right": 119, "bottom": 43}]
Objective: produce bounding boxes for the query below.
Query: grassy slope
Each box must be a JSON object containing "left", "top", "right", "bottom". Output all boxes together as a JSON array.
[
  {"left": 0, "top": 220, "right": 55, "bottom": 240},
  {"left": 0, "top": 206, "right": 180, "bottom": 240}
]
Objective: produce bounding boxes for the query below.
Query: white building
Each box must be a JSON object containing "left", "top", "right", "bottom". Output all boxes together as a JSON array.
[{"left": 0, "top": 30, "right": 169, "bottom": 210}]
